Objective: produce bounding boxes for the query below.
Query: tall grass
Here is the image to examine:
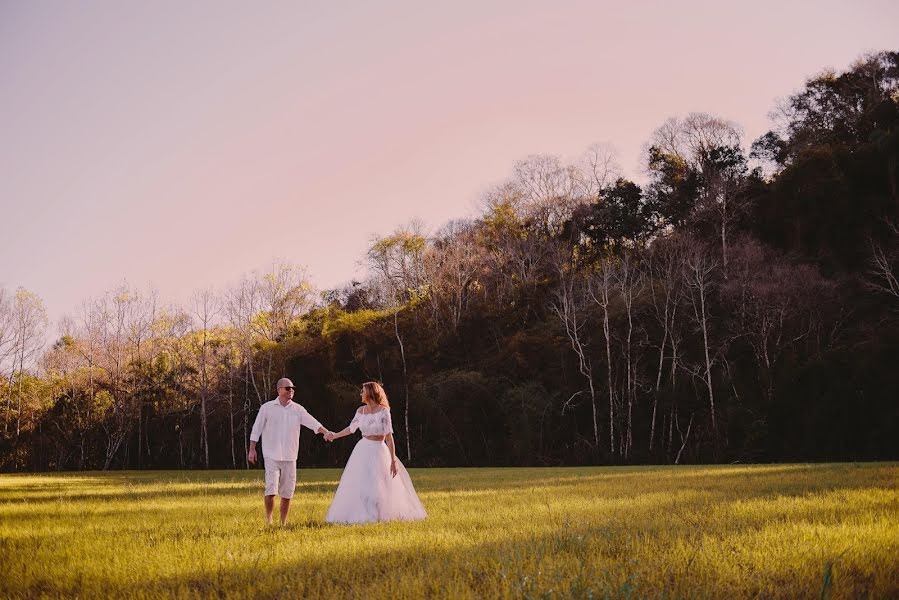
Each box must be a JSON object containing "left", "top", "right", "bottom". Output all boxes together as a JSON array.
[{"left": 0, "top": 463, "right": 896, "bottom": 598}]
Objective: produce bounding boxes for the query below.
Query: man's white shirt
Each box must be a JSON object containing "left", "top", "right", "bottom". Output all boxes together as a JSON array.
[{"left": 249, "top": 399, "right": 324, "bottom": 461}]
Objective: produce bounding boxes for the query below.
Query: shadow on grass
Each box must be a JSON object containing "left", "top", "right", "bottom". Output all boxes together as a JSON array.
[
  {"left": 0, "top": 478, "right": 342, "bottom": 506},
  {"left": 2, "top": 463, "right": 895, "bottom": 524},
  {"left": 1, "top": 479, "right": 894, "bottom": 563},
  {"left": 9, "top": 511, "right": 890, "bottom": 600}
]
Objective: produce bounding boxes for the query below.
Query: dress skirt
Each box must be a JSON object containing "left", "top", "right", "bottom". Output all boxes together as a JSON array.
[{"left": 325, "top": 438, "right": 427, "bottom": 524}]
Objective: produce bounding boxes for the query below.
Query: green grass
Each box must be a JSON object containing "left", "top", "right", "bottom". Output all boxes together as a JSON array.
[{"left": 0, "top": 464, "right": 896, "bottom": 598}]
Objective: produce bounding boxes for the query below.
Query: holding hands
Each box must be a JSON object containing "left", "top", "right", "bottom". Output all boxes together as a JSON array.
[{"left": 316, "top": 425, "right": 340, "bottom": 442}]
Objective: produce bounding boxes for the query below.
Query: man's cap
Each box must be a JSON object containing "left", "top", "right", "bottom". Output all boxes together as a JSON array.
[{"left": 277, "top": 377, "right": 295, "bottom": 389}]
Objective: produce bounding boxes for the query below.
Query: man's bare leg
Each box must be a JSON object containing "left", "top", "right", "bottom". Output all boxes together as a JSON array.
[
  {"left": 264, "top": 495, "right": 275, "bottom": 525},
  {"left": 280, "top": 498, "right": 291, "bottom": 526}
]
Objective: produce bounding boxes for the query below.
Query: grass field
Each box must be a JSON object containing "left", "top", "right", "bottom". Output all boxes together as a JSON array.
[{"left": 0, "top": 463, "right": 896, "bottom": 599}]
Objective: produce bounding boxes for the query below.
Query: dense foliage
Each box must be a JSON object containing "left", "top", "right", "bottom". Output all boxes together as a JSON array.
[{"left": 2, "top": 51, "right": 897, "bottom": 471}]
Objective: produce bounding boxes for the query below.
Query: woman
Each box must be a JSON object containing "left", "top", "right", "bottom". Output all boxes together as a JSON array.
[{"left": 325, "top": 381, "right": 427, "bottom": 524}]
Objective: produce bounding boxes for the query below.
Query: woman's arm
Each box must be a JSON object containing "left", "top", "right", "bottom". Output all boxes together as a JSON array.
[
  {"left": 385, "top": 433, "right": 398, "bottom": 477},
  {"left": 330, "top": 426, "right": 353, "bottom": 440}
]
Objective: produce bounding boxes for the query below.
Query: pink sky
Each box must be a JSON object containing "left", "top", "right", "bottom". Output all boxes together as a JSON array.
[{"left": 2, "top": 0, "right": 897, "bottom": 330}]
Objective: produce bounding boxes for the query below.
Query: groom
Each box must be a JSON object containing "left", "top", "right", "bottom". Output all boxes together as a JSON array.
[{"left": 248, "top": 377, "right": 333, "bottom": 525}]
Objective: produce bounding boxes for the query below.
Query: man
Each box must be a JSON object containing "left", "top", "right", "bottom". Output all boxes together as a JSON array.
[{"left": 248, "top": 377, "right": 334, "bottom": 525}]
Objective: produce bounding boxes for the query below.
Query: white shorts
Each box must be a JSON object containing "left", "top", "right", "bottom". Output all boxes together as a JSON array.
[{"left": 263, "top": 459, "right": 297, "bottom": 499}]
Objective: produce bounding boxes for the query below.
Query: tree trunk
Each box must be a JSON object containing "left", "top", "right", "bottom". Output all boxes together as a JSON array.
[
  {"left": 650, "top": 319, "right": 668, "bottom": 453},
  {"left": 721, "top": 219, "right": 728, "bottom": 273},
  {"left": 200, "top": 393, "right": 209, "bottom": 469},
  {"left": 674, "top": 411, "right": 694, "bottom": 465},
  {"left": 601, "top": 294, "right": 615, "bottom": 456},
  {"left": 3, "top": 373, "right": 13, "bottom": 435},
  {"left": 229, "top": 372, "right": 236, "bottom": 469},
  {"left": 698, "top": 287, "right": 717, "bottom": 434},
  {"left": 624, "top": 305, "right": 633, "bottom": 461},
  {"left": 394, "top": 310, "right": 412, "bottom": 463},
  {"left": 244, "top": 363, "right": 251, "bottom": 469},
  {"left": 552, "top": 276, "right": 598, "bottom": 451},
  {"left": 137, "top": 401, "right": 143, "bottom": 470},
  {"left": 15, "top": 337, "right": 25, "bottom": 438}
]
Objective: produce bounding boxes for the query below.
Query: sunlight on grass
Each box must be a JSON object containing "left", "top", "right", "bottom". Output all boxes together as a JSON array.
[{"left": 0, "top": 464, "right": 896, "bottom": 598}]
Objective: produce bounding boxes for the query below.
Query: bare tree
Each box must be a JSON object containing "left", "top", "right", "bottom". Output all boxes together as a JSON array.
[
  {"left": 95, "top": 290, "right": 127, "bottom": 469},
  {"left": 225, "top": 275, "right": 265, "bottom": 415},
  {"left": 422, "top": 220, "right": 484, "bottom": 336},
  {"left": 41, "top": 326, "right": 85, "bottom": 468},
  {"left": 724, "top": 239, "right": 834, "bottom": 404},
  {"left": 665, "top": 313, "right": 684, "bottom": 463},
  {"left": 674, "top": 410, "right": 694, "bottom": 465},
  {"left": 223, "top": 260, "right": 313, "bottom": 432},
  {"left": 646, "top": 113, "right": 746, "bottom": 271},
  {"left": 648, "top": 113, "right": 743, "bottom": 167},
  {"left": 550, "top": 257, "right": 599, "bottom": 450},
  {"left": 477, "top": 195, "right": 559, "bottom": 325},
  {"left": 615, "top": 250, "right": 644, "bottom": 460},
  {"left": 645, "top": 237, "right": 685, "bottom": 454},
  {"left": 483, "top": 143, "right": 620, "bottom": 239},
  {"left": 683, "top": 242, "right": 719, "bottom": 435},
  {"left": 588, "top": 260, "right": 617, "bottom": 456},
  {"left": 82, "top": 284, "right": 157, "bottom": 469},
  {"left": 254, "top": 261, "right": 314, "bottom": 397},
  {"left": 512, "top": 154, "right": 579, "bottom": 231},
  {"left": 697, "top": 145, "right": 749, "bottom": 272},
  {"left": 869, "top": 220, "right": 899, "bottom": 304},
  {"left": 190, "top": 288, "right": 222, "bottom": 468},
  {"left": 126, "top": 288, "right": 158, "bottom": 469},
  {"left": 0, "top": 288, "right": 15, "bottom": 433},
  {"left": 62, "top": 298, "right": 107, "bottom": 454},
  {"left": 573, "top": 143, "right": 621, "bottom": 198},
  {"left": 223, "top": 276, "right": 270, "bottom": 469},
  {"left": 0, "top": 289, "right": 13, "bottom": 356},
  {"left": 7, "top": 288, "right": 48, "bottom": 438},
  {"left": 367, "top": 223, "right": 427, "bottom": 462}
]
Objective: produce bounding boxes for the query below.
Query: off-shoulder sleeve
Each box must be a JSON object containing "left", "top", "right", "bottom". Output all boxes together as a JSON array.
[
  {"left": 348, "top": 408, "right": 363, "bottom": 434},
  {"left": 384, "top": 410, "right": 394, "bottom": 435}
]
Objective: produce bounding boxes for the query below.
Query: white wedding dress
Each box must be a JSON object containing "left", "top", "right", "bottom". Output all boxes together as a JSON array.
[{"left": 325, "top": 407, "right": 427, "bottom": 525}]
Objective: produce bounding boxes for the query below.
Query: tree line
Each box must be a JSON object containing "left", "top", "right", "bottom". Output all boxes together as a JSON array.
[{"left": 2, "top": 51, "right": 897, "bottom": 471}]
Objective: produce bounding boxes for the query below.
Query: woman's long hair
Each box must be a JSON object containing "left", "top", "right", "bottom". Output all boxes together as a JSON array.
[{"left": 362, "top": 381, "right": 390, "bottom": 408}]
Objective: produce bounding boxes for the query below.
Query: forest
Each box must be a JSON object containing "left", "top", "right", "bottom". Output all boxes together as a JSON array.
[{"left": 1, "top": 51, "right": 897, "bottom": 471}]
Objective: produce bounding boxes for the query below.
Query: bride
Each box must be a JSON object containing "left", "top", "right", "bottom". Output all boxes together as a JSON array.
[{"left": 325, "top": 381, "right": 427, "bottom": 524}]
